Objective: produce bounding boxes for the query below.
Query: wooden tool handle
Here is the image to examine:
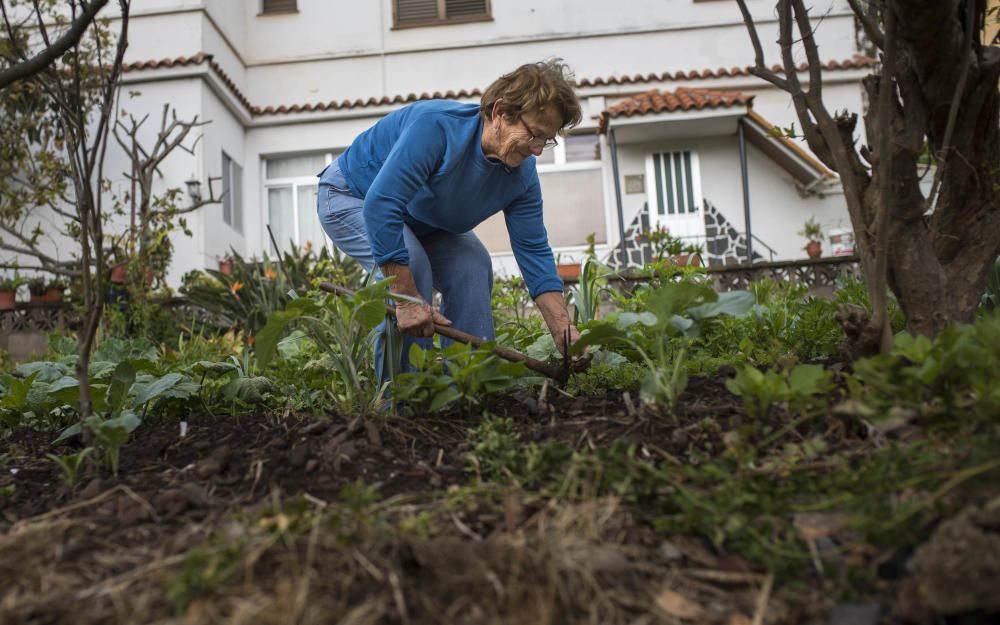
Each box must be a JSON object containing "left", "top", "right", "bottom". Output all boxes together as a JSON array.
[{"left": 318, "top": 281, "right": 566, "bottom": 382}]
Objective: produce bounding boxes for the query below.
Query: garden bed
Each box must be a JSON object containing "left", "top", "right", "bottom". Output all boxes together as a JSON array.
[{"left": 2, "top": 369, "right": 994, "bottom": 625}]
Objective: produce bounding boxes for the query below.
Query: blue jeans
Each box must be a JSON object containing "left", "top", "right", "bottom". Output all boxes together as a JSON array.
[{"left": 316, "top": 158, "right": 495, "bottom": 375}]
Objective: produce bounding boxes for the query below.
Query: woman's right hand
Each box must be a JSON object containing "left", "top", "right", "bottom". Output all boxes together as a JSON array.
[
  {"left": 395, "top": 299, "right": 451, "bottom": 337},
  {"left": 381, "top": 262, "right": 451, "bottom": 338}
]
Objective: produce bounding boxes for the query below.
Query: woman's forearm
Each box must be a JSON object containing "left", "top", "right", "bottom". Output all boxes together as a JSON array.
[{"left": 534, "top": 290, "right": 571, "bottom": 335}]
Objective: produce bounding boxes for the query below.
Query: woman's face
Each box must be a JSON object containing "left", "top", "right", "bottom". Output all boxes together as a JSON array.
[{"left": 490, "top": 104, "right": 563, "bottom": 168}]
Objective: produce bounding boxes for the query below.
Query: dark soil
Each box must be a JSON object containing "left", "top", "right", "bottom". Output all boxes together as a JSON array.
[
  {"left": 0, "top": 373, "right": 993, "bottom": 625},
  {"left": 0, "top": 375, "right": 744, "bottom": 526}
]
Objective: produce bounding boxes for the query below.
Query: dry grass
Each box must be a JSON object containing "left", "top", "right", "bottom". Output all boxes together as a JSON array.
[{"left": 0, "top": 493, "right": 783, "bottom": 625}]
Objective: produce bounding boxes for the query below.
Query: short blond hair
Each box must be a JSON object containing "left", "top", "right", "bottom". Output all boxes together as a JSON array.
[{"left": 480, "top": 59, "right": 583, "bottom": 130}]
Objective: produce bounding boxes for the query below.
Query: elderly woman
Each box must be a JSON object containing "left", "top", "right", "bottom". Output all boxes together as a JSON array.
[{"left": 317, "top": 59, "right": 582, "bottom": 373}]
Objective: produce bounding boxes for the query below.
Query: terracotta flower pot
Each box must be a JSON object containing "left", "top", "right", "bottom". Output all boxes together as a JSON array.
[
  {"left": 109, "top": 263, "right": 154, "bottom": 286},
  {"left": 672, "top": 253, "right": 703, "bottom": 267},
  {"left": 556, "top": 263, "right": 581, "bottom": 280},
  {"left": 806, "top": 240, "right": 822, "bottom": 259},
  {"left": 110, "top": 263, "right": 127, "bottom": 284},
  {"left": 29, "top": 292, "right": 48, "bottom": 304},
  {"left": 44, "top": 286, "right": 64, "bottom": 303},
  {"left": 0, "top": 289, "right": 15, "bottom": 311},
  {"left": 219, "top": 258, "right": 235, "bottom": 275}
]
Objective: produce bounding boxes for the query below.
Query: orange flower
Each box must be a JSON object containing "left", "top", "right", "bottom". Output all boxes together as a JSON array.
[
  {"left": 304, "top": 240, "right": 313, "bottom": 252},
  {"left": 264, "top": 268, "right": 277, "bottom": 280},
  {"left": 230, "top": 281, "right": 243, "bottom": 298},
  {"left": 246, "top": 334, "right": 255, "bottom": 347}
]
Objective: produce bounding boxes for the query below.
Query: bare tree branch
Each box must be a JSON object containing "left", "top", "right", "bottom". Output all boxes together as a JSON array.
[
  {"left": 0, "top": 223, "right": 77, "bottom": 274},
  {"left": 734, "top": 0, "right": 790, "bottom": 90},
  {"left": 871, "top": 2, "right": 898, "bottom": 353},
  {"left": 791, "top": 0, "right": 823, "bottom": 98},
  {"left": 846, "top": 0, "right": 885, "bottom": 49}
]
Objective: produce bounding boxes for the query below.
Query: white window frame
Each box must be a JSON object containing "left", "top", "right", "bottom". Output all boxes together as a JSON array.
[
  {"left": 643, "top": 146, "right": 705, "bottom": 245},
  {"left": 535, "top": 133, "right": 607, "bottom": 257},
  {"left": 261, "top": 151, "right": 340, "bottom": 253},
  {"left": 222, "top": 151, "right": 243, "bottom": 234},
  {"left": 259, "top": 0, "right": 297, "bottom": 15},
  {"left": 393, "top": 0, "right": 492, "bottom": 29}
]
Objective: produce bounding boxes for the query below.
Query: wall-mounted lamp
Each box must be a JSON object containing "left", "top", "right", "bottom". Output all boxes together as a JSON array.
[{"left": 185, "top": 176, "right": 202, "bottom": 205}]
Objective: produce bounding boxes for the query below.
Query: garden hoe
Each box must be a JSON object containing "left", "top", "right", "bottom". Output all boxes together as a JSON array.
[{"left": 317, "top": 282, "right": 586, "bottom": 384}]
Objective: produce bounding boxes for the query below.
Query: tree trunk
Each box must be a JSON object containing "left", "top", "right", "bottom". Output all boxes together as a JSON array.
[{"left": 863, "top": 1, "right": 1000, "bottom": 336}]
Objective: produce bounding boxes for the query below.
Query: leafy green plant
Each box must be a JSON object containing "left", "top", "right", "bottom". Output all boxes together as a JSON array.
[
  {"left": 798, "top": 217, "right": 823, "bottom": 243},
  {"left": 46, "top": 447, "right": 94, "bottom": 487},
  {"left": 565, "top": 361, "right": 647, "bottom": 396},
  {"left": 848, "top": 314, "right": 1000, "bottom": 419},
  {"left": 571, "top": 279, "right": 754, "bottom": 414},
  {"left": 393, "top": 342, "right": 525, "bottom": 415},
  {"left": 26, "top": 277, "right": 46, "bottom": 296},
  {"left": 0, "top": 337, "right": 200, "bottom": 471},
  {"left": 52, "top": 361, "right": 164, "bottom": 474},
  {"left": 638, "top": 224, "right": 691, "bottom": 259},
  {"left": 180, "top": 249, "right": 291, "bottom": 346},
  {"left": 725, "top": 363, "right": 833, "bottom": 418},
  {"left": 255, "top": 280, "right": 389, "bottom": 415},
  {"left": 467, "top": 415, "right": 523, "bottom": 478},
  {"left": 565, "top": 255, "right": 611, "bottom": 324},
  {"left": 0, "top": 274, "right": 24, "bottom": 291}
]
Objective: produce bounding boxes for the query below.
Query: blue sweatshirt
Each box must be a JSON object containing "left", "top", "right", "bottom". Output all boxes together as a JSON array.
[{"left": 319, "top": 100, "right": 563, "bottom": 298}]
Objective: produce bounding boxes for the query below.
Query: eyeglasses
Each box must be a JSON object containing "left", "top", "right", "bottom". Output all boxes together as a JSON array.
[{"left": 519, "top": 117, "right": 559, "bottom": 150}]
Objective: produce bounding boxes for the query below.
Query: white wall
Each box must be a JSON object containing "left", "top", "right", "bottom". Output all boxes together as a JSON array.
[
  {"left": 608, "top": 131, "right": 850, "bottom": 263},
  {"left": 241, "top": 6, "right": 858, "bottom": 108},
  {"left": 103, "top": 0, "right": 868, "bottom": 284},
  {"left": 121, "top": 1, "right": 859, "bottom": 112},
  {"left": 191, "top": 78, "right": 250, "bottom": 280},
  {"left": 698, "top": 136, "right": 850, "bottom": 260}
]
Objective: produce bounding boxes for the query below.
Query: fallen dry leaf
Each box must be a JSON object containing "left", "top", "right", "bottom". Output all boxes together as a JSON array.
[
  {"left": 655, "top": 588, "right": 705, "bottom": 620},
  {"left": 727, "top": 613, "right": 752, "bottom": 625},
  {"left": 793, "top": 511, "right": 848, "bottom": 541}
]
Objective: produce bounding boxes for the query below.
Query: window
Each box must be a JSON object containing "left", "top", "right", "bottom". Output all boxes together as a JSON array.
[
  {"left": 222, "top": 152, "right": 243, "bottom": 233},
  {"left": 474, "top": 131, "right": 606, "bottom": 252},
  {"left": 394, "top": 0, "right": 491, "bottom": 28},
  {"left": 261, "top": 0, "right": 296, "bottom": 14},
  {"left": 264, "top": 151, "right": 341, "bottom": 253},
  {"left": 646, "top": 150, "right": 704, "bottom": 244},
  {"left": 652, "top": 151, "right": 697, "bottom": 216}
]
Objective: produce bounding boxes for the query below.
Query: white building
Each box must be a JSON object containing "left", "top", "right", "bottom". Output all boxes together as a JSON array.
[{"left": 39, "top": 0, "right": 872, "bottom": 282}]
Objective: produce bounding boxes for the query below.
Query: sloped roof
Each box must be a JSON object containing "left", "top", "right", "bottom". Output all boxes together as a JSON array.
[
  {"left": 597, "top": 87, "right": 754, "bottom": 134},
  {"left": 742, "top": 109, "right": 835, "bottom": 182},
  {"left": 121, "top": 53, "right": 875, "bottom": 118},
  {"left": 578, "top": 54, "right": 874, "bottom": 87}
]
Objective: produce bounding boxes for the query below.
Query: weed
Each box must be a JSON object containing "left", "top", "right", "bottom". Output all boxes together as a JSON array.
[
  {"left": 393, "top": 343, "right": 524, "bottom": 415},
  {"left": 46, "top": 447, "right": 94, "bottom": 487},
  {"left": 725, "top": 363, "right": 834, "bottom": 419},
  {"left": 565, "top": 361, "right": 646, "bottom": 396}
]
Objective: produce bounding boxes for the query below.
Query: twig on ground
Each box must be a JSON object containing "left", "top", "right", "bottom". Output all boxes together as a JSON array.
[
  {"left": 10, "top": 485, "right": 125, "bottom": 532},
  {"left": 751, "top": 572, "right": 775, "bottom": 625}
]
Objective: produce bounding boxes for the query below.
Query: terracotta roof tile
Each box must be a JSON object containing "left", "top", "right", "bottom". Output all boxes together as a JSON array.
[
  {"left": 122, "top": 53, "right": 874, "bottom": 118},
  {"left": 578, "top": 54, "right": 875, "bottom": 87},
  {"left": 597, "top": 87, "right": 754, "bottom": 133}
]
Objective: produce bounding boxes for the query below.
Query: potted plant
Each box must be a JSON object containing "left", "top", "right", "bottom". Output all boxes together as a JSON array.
[
  {"left": 109, "top": 258, "right": 127, "bottom": 284},
  {"left": 44, "top": 279, "right": 66, "bottom": 303},
  {"left": 799, "top": 217, "right": 824, "bottom": 259},
  {"left": 218, "top": 254, "right": 235, "bottom": 275},
  {"left": 27, "top": 277, "right": 48, "bottom": 304},
  {"left": 556, "top": 262, "right": 582, "bottom": 280},
  {"left": 676, "top": 242, "right": 704, "bottom": 267},
  {"left": 0, "top": 275, "right": 22, "bottom": 311}
]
